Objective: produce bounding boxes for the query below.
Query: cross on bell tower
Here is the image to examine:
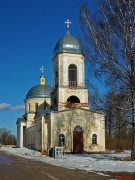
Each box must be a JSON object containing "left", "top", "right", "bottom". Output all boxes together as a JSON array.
[{"left": 65, "top": 19, "right": 71, "bottom": 29}]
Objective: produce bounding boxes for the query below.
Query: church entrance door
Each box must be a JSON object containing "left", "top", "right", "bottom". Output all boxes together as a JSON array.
[{"left": 73, "top": 126, "right": 83, "bottom": 153}]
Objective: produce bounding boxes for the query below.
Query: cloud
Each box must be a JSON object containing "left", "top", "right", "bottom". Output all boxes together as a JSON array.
[
  {"left": 11, "top": 105, "right": 25, "bottom": 111},
  {"left": 0, "top": 103, "right": 11, "bottom": 110},
  {"left": 0, "top": 103, "right": 25, "bottom": 111}
]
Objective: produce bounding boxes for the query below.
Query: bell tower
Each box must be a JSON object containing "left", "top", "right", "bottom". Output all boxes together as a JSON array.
[{"left": 51, "top": 20, "right": 89, "bottom": 111}]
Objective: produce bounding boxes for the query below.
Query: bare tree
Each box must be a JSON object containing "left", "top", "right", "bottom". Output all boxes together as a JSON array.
[
  {"left": 87, "top": 83, "right": 132, "bottom": 149},
  {"left": 105, "top": 89, "right": 132, "bottom": 149},
  {"left": 80, "top": 0, "right": 135, "bottom": 159},
  {"left": 0, "top": 128, "right": 16, "bottom": 145}
]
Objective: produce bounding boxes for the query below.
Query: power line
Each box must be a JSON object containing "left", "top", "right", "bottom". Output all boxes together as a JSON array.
[{"left": 0, "top": 73, "right": 28, "bottom": 88}]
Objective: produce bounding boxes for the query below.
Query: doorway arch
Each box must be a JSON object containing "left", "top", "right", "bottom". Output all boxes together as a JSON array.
[{"left": 73, "top": 125, "right": 83, "bottom": 153}]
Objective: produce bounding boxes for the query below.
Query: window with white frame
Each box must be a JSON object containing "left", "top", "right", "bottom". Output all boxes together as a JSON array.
[{"left": 59, "top": 134, "right": 65, "bottom": 146}]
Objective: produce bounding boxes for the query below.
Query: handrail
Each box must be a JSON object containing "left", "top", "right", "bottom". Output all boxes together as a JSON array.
[{"left": 69, "top": 81, "right": 77, "bottom": 87}]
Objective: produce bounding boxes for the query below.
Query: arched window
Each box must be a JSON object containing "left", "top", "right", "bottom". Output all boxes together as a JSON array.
[
  {"left": 74, "top": 125, "right": 83, "bottom": 131},
  {"left": 68, "top": 64, "right": 77, "bottom": 87},
  {"left": 67, "top": 96, "right": 80, "bottom": 103},
  {"left": 92, "top": 134, "right": 97, "bottom": 144},
  {"left": 59, "top": 134, "right": 65, "bottom": 146},
  {"left": 28, "top": 103, "right": 30, "bottom": 111},
  {"left": 55, "top": 71, "right": 58, "bottom": 87},
  {"left": 35, "top": 103, "right": 38, "bottom": 111}
]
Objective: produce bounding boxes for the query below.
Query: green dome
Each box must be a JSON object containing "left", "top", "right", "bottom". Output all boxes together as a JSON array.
[
  {"left": 26, "top": 85, "right": 53, "bottom": 99},
  {"left": 54, "top": 31, "right": 83, "bottom": 56}
]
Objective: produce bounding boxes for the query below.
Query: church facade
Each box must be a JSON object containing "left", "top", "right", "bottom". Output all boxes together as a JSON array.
[{"left": 16, "top": 23, "right": 105, "bottom": 153}]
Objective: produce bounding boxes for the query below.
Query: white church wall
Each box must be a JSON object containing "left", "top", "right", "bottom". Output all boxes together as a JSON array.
[
  {"left": 49, "top": 109, "right": 105, "bottom": 152},
  {"left": 58, "top": 88, "right": 88, "bottom": 108},
  {"left": 59, "top": 53, "right": 85, "bottom": 87},
  {"left": 16, "top": 118, "right": 26, "bottom": 148}
]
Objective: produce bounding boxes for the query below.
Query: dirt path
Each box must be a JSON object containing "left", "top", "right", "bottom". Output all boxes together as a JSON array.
[{"left": 0, "top": 151, "right": 134, "bottom": 180}]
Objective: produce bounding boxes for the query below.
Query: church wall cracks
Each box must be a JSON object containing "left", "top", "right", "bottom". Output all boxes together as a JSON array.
[{"left": 49, "top": 109, "right": 105, "bottom": 152}]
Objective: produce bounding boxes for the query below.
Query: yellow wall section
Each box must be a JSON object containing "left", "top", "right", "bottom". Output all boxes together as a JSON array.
[
  {"left": 40, "top": 76, "right": 45, "bottom": 85},
  {"left": 25, "top": 98, "right": 51, "bottom": 113}
]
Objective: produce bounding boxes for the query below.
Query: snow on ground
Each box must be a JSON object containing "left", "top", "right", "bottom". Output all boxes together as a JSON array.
[{"left": 0, "top": 146, "right": 135, "bottom": 173}]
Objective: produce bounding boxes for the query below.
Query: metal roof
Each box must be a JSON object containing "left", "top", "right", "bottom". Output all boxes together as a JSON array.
[
  {"left": 53, "top": 31, "right": 83, "bottom": 56},
  {"left": 26, "top": 85, "right": 53, "bottom": 99}
]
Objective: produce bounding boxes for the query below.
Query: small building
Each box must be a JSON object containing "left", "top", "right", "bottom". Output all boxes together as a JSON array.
[{"left": 16, "top": 23, "right": 105, "bottom": 153}]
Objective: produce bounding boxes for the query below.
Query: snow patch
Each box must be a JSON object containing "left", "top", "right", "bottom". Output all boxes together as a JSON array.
[{"left": 0, "top": 147, "right": 135, "bottom": 172}]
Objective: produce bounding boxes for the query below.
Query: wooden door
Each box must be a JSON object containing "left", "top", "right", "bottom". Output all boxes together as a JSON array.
[{"left": 73, "top": 131, "right": 83, "bottom": 153}]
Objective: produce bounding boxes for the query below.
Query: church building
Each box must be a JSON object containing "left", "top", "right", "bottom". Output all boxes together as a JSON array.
[{"left": 16, "top": 20, "right": 105, "bottom": 153}]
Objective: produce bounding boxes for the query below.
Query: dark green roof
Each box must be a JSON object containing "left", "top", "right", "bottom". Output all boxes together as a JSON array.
[
  {"left": 26, "top": 85, "right": 53, "bottom": 99},
  {"left": 54, "top": 31, "right": 83, "bottom": 56}
]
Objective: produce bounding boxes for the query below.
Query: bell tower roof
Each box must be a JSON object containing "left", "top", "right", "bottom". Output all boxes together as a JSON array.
[{"left": 53, "top": 19, "right": 83, "bottom": 56}]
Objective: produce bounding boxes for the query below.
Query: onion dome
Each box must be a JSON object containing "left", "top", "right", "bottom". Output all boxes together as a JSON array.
[{"left": 53, "top": 30, "right": 83, "bottom": 56}]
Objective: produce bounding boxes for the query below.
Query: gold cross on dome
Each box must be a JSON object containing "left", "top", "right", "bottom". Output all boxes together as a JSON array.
[
  {"left": 40, "top": 66, "right": 45, "bottom": 75},
  {"left": 65, "top": 19, "right": 71, "bottom": 29}
]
